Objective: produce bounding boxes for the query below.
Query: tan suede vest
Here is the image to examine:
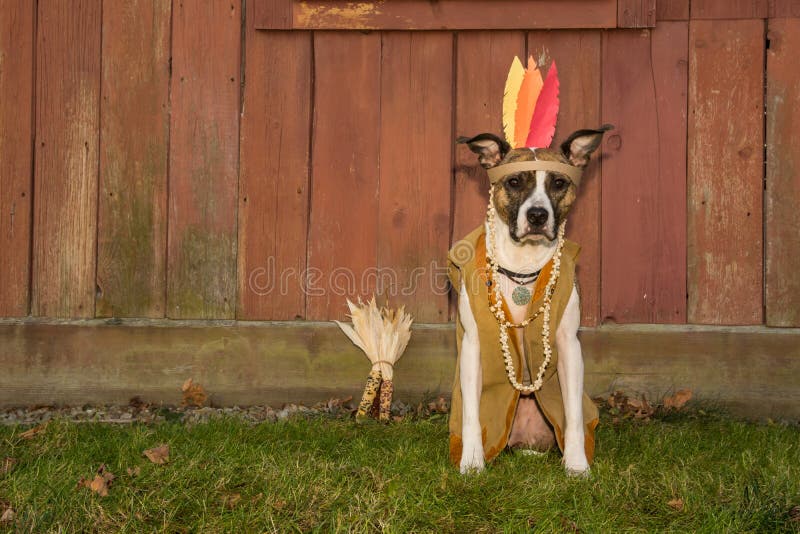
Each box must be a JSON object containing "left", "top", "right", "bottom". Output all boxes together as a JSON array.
[{"left": 447, "top": 225, "right": 599, "bottom": 466}]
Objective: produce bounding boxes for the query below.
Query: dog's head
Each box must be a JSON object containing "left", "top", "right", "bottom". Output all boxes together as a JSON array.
[{"left": 459, "top": 125, "right": 612, "bottom": 242}]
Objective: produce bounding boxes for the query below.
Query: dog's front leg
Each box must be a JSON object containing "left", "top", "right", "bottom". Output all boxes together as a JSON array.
[
  {"left": 458, "top": 282, "right": 484, "bottom": 474},
  {"left": 555, "top": 285, "right": 590, "bottom": 476}
]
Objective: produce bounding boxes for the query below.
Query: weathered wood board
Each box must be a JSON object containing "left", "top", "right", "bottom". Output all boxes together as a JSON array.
[
  {"left": 32, "top": 0, "right": 101, "bottom": 318},
  {"left": 657, "top": 0, "right": 690, "bottom": 19},
  {"left": 167, "top": 1, "right": 241, "bottom": 319},
  {"left": 527, "top": 30, "right": 602, "bottom": 326},
  {"left": 96, "top": 0, "right": 170, "bottom": 318},
  {"left": 601, "top": 25, "right": 688, "bottom": 324},
  {"left": 687, "top": 19, "right": 764, "bottom": 325},
  {"left": 377, "top": 32, "right": 453, "bottom": 323},
  {"left": 769, "top": 0, "right": 800, "bottom": 17},
  {"left": 691, "top": 0, "right": 769, "bottom": 19},
  {"left": 617, "top": 0, "right": 657, "bottom": 27},
  {"left": 765, "top": 18, "right": 800, "bottom": 327},
  {"left": 0, "top": 0, "right": 34, "bottom": 317},
  {"left": 238, "top": 4, "right": 311, "bottom": 320},
  {"left": 306, "top": 32, "right": 381, "bottom": 321},
  {"left": 254, "top": 0, "right": 619, "bottom": 30}
]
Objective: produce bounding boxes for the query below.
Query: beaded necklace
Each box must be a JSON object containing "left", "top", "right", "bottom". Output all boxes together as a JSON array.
[{"left": 484, "top": 187, "right": 566, "bottom": 393}]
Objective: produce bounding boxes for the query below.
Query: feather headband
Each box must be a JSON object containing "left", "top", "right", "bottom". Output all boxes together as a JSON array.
[{"left": 495, "top": 55, "right": 582, "bottom": 185}]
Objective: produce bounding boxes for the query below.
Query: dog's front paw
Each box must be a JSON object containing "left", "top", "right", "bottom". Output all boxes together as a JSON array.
[
  {"left": 459, "top": 445, "right": 485, "bottom": 474},
  {"left": 563, "top": 446, "right": 590, "bottom": 477}
]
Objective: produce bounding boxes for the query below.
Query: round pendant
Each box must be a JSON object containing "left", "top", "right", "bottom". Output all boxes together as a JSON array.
[{"left": 511, "top": 285, "right": 532, "bottom": 306}]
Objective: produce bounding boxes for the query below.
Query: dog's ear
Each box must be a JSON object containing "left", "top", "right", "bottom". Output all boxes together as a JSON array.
[
  {"left": 457, "top": 133, "right": 511, "bottom": 169},
  {"left": 560, "top": 124, "right": 614, "bottom": 168}
]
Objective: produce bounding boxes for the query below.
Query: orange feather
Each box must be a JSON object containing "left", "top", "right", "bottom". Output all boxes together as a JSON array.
[{"left": 513, "top": 56, "right": 544, "bottom": 148}]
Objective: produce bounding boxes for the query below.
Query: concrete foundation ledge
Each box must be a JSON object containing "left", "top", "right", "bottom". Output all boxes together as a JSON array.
[{"left": 0, "top": 319, "right": 798, "bottom": 420}]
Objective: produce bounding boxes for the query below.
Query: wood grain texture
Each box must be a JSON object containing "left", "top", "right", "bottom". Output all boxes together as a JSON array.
[
  {"left": 32, "top": 0, "right": 101, "bottom": 318},
  {"left": 253, "top": 0, "right": 618, "bottom": 30},
  {"left": 306, "top": 32, "right": 381, "bottom": 321},
  {"left": 96, "top": 0, "right": 170, "bottom": 318},
  {"left": 601, "top": 26, "right": 688, "bottom": 324},
  {"left": 617, "top": 0, "right": 657, "bottom": 27},
  {"left": 0, "top": 0, "right": 34, "bottom": 316},
  {"left": 238, "top": 5, "right": 311, "bottom": 320},
  {"left": 688, "top": 20, "right": 764, "bottom": 325},
  {"left": 255, "top": 0, "right": 292, "bottom": 28},
  {"left": 168, "top": 1, "right": 241, "bottom": 319},
  {"left": 657, "top": 0, "right": 690, "bottom": 19},
  {"left": 691, "top": 0, "right": 769, "bottom": 19},
  {"left": 452, "top": 32, "right": 525, "bottom": 243},
  {"left": 765, "top": 18, "right": 800, "bottom": 326},
  {"left": 526, "top": 31, "right": 602, "bottom": 326},
  {"left": 377, "top": 32, "right": 453, "bottom": 323},
  {"left": 769, "top": 0, "right": 800, "bottom": 17}
]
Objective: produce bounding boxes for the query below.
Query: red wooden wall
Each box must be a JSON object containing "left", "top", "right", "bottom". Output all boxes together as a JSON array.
[{"left": 1, "top": 0, "right": 798, "bottom": 327}]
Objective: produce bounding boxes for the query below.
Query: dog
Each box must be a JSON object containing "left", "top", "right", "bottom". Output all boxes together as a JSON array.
[{"left": 448, "top": 125, "right": 612, "bottom": 476}]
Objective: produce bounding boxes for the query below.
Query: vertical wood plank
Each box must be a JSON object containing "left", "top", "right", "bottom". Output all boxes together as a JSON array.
[
  {"left": 306, "top": 32, "right": 381, "bottom": 321},
  {"left": 254, "top": 0, "right": 292, "bottom": 28},
  {"left": 96, "top": 0, "right": 170, "bottom": 318},
  {"left": 377, "top": 32, "right": 453, "bottom": 323},
  {"left": 657, "top": 0, "right": 690, "bottom": 20},
  {"left": 32, "top": 0, "right": 101, "bottom": 318},
  {"left": 687, "top": 19, "right": 764, "bottom": 325},
  {"left": 769, "top": 0, "right": 800, "bottom": 17},
  {"left": 453, "top": 31, "right": 525, "bottom": 243},
  {"left": 618, "top": 0, "right": 657, "bottom": 27},
  {"left": 691, "top": 0, "right": 769, "bottom": 19},
  {"left": 238, "top": 1, "right": 311, "bottom": 320},
  {"left": 0, "top": 0, "right": 34, "bottom": 316},
  {"left": 765, "top": 18, "right": 800, "bottom": 326},
  {"left": 601, "top": 25, "right": 688, "bottom": 323},
  {"left": 168, "top": 1, "right": 241, "bottom": 319},
  {"left": 526, "top": 30, "right": 602, "bottom": 326}
]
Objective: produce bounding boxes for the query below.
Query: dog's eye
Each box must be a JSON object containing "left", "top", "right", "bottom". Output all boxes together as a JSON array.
[
  {"left": 552, "top": 178, "right": 568, "bottom": 190},
  {"left": 506, "top": 177, "right": 522, "bottom": 189}
]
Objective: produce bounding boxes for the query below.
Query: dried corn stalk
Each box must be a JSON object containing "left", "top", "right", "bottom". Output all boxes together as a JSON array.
[{"left": 334, "top": 297, "right": 413, "bottom": 422}]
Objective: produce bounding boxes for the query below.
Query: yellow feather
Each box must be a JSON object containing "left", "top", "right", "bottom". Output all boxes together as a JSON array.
[{"left": 502, "top": 56, "right": 525, "bottom": 148}]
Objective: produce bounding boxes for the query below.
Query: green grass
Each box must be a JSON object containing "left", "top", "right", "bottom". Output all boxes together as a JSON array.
[{"left": 1, "top": 410, "right": 798, "bottom": 533}]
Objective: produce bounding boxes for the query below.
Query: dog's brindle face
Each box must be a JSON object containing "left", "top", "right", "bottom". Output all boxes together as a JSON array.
[
  {"left": 458, "top": 126, "right": 612, "bottom": 242},
  {"left": 493, "top": 148, "right": 576, "bottom": 242}
]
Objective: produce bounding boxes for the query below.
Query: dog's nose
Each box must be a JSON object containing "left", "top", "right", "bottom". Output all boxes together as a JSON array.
[{"left": 526, "top": 207, "right": 548, "bottom": 227}]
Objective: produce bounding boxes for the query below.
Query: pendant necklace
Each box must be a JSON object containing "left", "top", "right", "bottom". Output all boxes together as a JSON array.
[{"left": 496, "top": 265, "right": 540, "bottom": 306}]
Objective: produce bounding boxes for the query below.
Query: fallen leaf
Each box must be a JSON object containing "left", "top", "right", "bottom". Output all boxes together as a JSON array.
[
  {"left": 181, "top": 378, "right": 208, "bottom": 407},
  {"left": 1, "top": 457, "right": 16, "bottom": 475},
  {"left": 272, "top": 498, "right": 287, "bottom": 510},
  {"left": 126, "top": 466, "right": 141, "bottom": 477},
  {"left": 78, "top": 464, "right": 115, "bottom": 497},
  {"left": 143, "top": 444, "right": 170, "bottom": 465},
  {"left": 0, "top": 507, "right": 15, "bottom": 523},
  {"left": 668, "top": 498, "right": 684, "bottom": 511},
  {"left": 221, "top": 493, "right": 241, "bottom": 509},
  {"left": 19, "top": 422, "right": 48, "bottom": 440},
  {"left": 789, "top": 505, "right": 800, "bottom": 522},
  {"left": 664, "top": 389, "right": 693, "bottom": 410},
  {"left": 560, "top": 516, "right": 580, "bottom": 533}
]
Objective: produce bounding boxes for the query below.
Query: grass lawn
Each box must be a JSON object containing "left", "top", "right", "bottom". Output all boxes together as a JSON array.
[{"left": 1, "top": 408, "right": 798, "bottom": 533}]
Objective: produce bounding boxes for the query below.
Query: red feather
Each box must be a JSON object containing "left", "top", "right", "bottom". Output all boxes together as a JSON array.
[{"left": 525, "top": 61, "right": 560, "bottom": 148}]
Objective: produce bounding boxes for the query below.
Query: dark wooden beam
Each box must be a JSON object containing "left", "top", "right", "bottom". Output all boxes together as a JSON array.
[
  {"left": 618, "top": 0, "right": 657, "bottom": 27},
  {"left": 254, "top": 0, "right": 619, "bottom": 30}
]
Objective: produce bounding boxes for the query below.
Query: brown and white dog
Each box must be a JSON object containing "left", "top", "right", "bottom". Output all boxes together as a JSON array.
[{"left": 455, "top": 125, "right": 611, "bottom": 475}]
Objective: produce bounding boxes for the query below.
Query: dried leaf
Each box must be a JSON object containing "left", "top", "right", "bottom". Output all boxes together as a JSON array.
[
  {"left": 1, "top": 457, "right": 16, "bottom": 475},
  {"left": 19, "top": 422, "right": 48, "bottom": 440},
  {"left": 79, "top": 465, "right": 115, "bottom": 497},
  {"left": 668, "top": 498, "right": 684, "bottom": 511},
  {"left": 0, "top": 507, "right": 15, "bottom": 523},
  {"left": 664, "top": 389, "right": 693, "bottom": 410},
  {"left": 181, "top": 378, "right": 208, "bottom": 407},
  {"left": 143, "top": 444, "right": 170, "bottom": 465},
  {"left": 789, "top": 505, "right": 800, "bottom": 522},
  {"left": 221, "top": 493, "right": 241, "bottom": 509},
  {"left": 126, "top": 466, "right": 141, "bottom": 477}
]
